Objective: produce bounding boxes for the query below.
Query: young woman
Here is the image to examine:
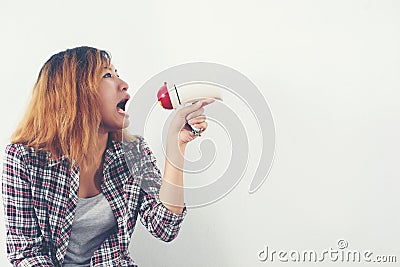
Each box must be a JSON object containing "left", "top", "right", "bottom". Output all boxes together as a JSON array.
[{"left": 2, "top": 46, "right": 215, "bottom": 266}]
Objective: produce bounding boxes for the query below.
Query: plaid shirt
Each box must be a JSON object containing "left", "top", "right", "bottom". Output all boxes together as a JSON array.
[{"left": 2, "top": 135, "right": 187, "bottom": 267}]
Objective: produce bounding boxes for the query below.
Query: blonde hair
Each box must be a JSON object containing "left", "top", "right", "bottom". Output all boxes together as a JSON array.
[{"left": 11, "top": 46, "right": 135, "bottom": 168}]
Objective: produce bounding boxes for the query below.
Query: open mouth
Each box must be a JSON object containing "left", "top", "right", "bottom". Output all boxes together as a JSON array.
[{"left": 116, "top": 98, "right": 129, "bottom": 114}]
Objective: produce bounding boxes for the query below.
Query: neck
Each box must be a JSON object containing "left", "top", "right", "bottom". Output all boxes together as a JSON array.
[
  {"left": 79, "top": 131, "right": 109, "bottom": 171},
  {"left": 97, "top": 129, "right": 109, "bottom": 156}
]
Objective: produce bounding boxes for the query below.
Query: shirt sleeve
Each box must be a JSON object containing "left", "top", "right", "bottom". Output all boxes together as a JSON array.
[
  {"left": 2, "top": 144, "right": 54, "bottom": 267},
  {"left": 136, "top": 136, "right": 187, "bottom": 242}
]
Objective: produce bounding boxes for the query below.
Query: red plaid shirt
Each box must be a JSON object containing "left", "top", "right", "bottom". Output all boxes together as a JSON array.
[{"left": 2, "top": 135, "right": 186, "bottom": 267}]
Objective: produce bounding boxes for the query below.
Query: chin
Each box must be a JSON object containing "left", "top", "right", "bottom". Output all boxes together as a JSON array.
[{"left": 101, "top": 118, "right": 130, "bottom": 133}]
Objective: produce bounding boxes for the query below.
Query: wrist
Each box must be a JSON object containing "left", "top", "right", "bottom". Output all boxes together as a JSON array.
[
  {"left": 166, "top": 141, "right": 186, "bottom": 157},
  {"left": 167, "top": 130, "right": 187, "bottom": 149}
]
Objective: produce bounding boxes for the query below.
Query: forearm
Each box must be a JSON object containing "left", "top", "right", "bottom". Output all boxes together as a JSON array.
[
  {"left": 159, "top": 135, "right": 186, "bottom": 214},
  {"left": 159, "top": 98, "right": 213, "bottom": 214}
]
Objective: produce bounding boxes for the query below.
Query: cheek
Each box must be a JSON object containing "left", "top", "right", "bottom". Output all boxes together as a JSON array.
[
  {"left": 99, "top": 100, "right": 116, "bottom": 117},
  {"left": 98, "top": 88, "right": 115, "bottom": 110}
]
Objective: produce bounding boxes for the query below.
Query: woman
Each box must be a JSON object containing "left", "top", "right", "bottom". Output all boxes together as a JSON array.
[{"left": 2, "top": 46, "right": 215, "bottom": 266}]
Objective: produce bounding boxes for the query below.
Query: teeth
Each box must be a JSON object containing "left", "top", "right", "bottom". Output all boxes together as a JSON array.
[{"left": 117, "top": 107, "right": 126, "bottom": 114}]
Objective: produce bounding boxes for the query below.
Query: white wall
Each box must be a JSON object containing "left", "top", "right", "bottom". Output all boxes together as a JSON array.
[{"left": 1, "top": 0, "right": 399, "bottom": 266}]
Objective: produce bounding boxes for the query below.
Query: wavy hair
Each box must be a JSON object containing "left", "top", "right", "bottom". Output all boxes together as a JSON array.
[{"left": 11, "top": 46, "right": 135, "bottom": 169}]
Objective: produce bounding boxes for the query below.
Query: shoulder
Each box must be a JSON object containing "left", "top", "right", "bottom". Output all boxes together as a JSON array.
[
  {"left": 3, "top": 143, "right": 51, "bottom": 167},
  {"left": 4, "top": 143, "right": 30, "bottom": 162},
  {"left": 4, "top": 143, "right": 26, "bottom": 156}
]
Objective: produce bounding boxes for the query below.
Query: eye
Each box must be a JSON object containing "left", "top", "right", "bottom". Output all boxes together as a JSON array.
[{"left": 103, "top": 72, "right": 112, "bottom": 78}]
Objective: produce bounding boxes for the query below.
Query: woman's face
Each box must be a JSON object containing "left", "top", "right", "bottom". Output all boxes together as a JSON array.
[{"left": 98, "top": 64, "right": 130, "bottom": 133}]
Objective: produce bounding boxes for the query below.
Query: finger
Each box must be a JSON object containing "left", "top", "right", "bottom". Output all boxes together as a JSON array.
[
  {"left": 198, "top": 98, "right": 216, "bottom": 108},
  {"left": 187, "top": 115, "right": 206, "bottom": 125},
  {"left": 179, "top": 100, "right": 204, "bottom": 116},
  {"left": 191, "top": 121, "right": 208, "bottom": 131},
  {"left": 179, "top": 98, "right": 215, "bottom": 117},
  {"left": 185, "top": 108, "right": 204, "bottom": 121},
  {"left": 197, "top": 122, "right": 209, "bottom": 137}
]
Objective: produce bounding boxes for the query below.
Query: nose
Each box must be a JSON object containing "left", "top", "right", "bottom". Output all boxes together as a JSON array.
[{"left": 119, "top": 77, "right": 129, "bottom": 91}]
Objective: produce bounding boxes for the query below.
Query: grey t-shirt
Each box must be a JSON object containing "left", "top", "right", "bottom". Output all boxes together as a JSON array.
[{"left": 63, "top": 193, "right": 117, "bottom": 267}]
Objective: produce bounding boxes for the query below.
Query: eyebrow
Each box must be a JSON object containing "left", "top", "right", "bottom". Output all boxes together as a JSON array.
[{"left": 103, "top": 67, "right": 118, "bottom": 73}]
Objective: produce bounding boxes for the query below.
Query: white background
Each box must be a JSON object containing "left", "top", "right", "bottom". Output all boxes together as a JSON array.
[{"left": 1, "top": 0, "right": 399, "bottom": 266}]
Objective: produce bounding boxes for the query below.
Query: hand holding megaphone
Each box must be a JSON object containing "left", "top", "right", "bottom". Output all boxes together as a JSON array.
[{"left": 157, "top": 82, "right": 223, "bottom": 138}]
